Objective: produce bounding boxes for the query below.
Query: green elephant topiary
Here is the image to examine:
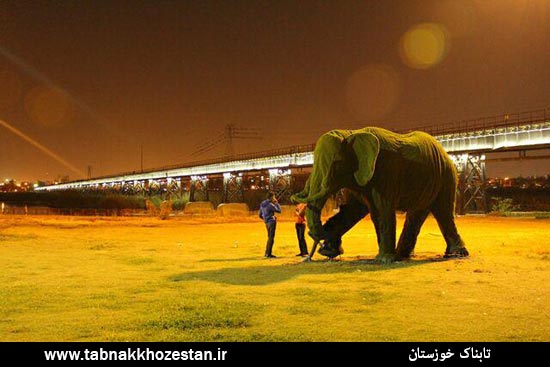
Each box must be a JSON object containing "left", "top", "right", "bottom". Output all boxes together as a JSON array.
[{"left": 291, "top": 127, "right": 469, "bottom": 263}]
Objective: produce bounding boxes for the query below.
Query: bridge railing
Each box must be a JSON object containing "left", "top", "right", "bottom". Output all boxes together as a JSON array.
[
  {"left": 84, "top": 143, "right": 317, "bottom": 183},
  {"left": 55, "top": 108, "right": 550, "bottom": 186},
  {"left": 403, "top": 108, "right": 549, "bottom": 136}
]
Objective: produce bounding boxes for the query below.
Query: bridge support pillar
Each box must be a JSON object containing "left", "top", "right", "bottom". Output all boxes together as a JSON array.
[
  {"left": 167, "top": 178, "right": 182, "bottom": 198},
  {"left": 148, "top": 179, "right": 160, "bottom": 195},
  {"left": 223, "top": 173, "right": 244, "bottom": 203},
  {"left": 190, "top": 176, "right": 209, "bottom": 202},
  {"left": 122, "top": 181, "right": 134, "bottom": 195},
  {"left": 133, "top": 180, "right": 144, "bottom": 195},
  {"left": 452, "top": 153, "right": 488, "bottom": 214},
  {"left": 269, "top": 169, "right": 292, "bottom": 203}
]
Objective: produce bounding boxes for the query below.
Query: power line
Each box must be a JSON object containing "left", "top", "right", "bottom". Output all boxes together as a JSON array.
[{"left": 189, "top": 124, "right": 263, "bottom": 160}]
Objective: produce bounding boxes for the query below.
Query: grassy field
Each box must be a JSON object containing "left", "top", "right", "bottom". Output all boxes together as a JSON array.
[{"left": 0, "top": 214, "right": 548, "bottom": 341}]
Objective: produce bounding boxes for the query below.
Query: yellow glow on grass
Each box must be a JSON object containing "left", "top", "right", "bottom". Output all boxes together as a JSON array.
[{"left": 0, "top": 215, "right": 548, "bottom": 341}]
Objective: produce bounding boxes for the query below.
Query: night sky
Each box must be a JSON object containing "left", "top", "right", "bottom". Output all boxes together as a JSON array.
[{"left": 1, "top": 0, "right": 549, "bottom": 181}]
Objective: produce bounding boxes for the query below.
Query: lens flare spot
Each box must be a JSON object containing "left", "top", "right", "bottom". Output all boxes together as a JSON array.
[
  {"left": 24, "top": 86, "right": 74, "bottom": 128},
  {"left": 0, "top": 68, "right": 22, "bottom": 111},
  {"left": 345, "top": 64, "right": 401, "bottom": 121},
  {"left": 399, "top": 23, "right": 450, "bottom": 70}
]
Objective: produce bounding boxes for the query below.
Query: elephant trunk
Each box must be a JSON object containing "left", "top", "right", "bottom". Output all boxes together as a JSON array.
[
  {"left": 291, "top": 173, "right": 331, "bottom": 241},
  {"left": 291, "top": 134, "right": 342, "bottom": 240},
  {"left": 305, "top": 194, "right": 330, "bottom": 241}
]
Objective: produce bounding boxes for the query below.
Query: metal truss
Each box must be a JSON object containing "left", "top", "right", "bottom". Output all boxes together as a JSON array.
[
  {"left": 269, "top": 169, "right": 293, "bottom": 203},
  {"left": 451, "top": 154, "right": 487, "bottom": 214},
  {"left": 223, "top": 173, "right": 244, "bottom": 203},
  {"left": 190, "top": 176, "right": 209, "bottom": 202}
]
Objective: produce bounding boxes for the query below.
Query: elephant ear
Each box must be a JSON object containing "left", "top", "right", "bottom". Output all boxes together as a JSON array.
[{"left": 346, "top": 132, "right": 380, "bottom": 186}]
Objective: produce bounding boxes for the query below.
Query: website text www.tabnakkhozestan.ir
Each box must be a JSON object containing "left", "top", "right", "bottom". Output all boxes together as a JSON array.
[{"left": 43, "top": 347, "right": 228, "bottom": 361}]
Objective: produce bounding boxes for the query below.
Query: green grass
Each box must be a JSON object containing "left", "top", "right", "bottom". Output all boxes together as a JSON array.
[{"left": 0, "top": 214, "right": 548, "bottom": 341}]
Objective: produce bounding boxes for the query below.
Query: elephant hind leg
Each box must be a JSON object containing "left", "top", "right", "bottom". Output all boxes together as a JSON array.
[
  {"left": 396, "top": 209, "right": 430, "bottom": 260},
  {"left": 431, "top": 193, "right": 469, "bottom": 258}
]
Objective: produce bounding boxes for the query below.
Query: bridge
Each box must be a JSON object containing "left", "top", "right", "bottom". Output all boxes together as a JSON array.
[{"left": 37, "top": 109, "right": 550, "bottom": 213}]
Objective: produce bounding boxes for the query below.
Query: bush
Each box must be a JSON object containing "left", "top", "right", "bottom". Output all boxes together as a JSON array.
[
  {"left": 0, "top": 191, "right": 145, "bottom": 210},
  {"left": 170, "top": 197, "right": 188, "bottom": 211},
  {"left": 491, "top": 197, "right": 519, "bottom": 214}
]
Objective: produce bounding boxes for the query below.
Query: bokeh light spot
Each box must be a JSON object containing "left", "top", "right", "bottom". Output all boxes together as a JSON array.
[
  {"left": 24, "top": 86, "right": 74, "bottom": 128},
  {"left": 345, "top": 64, "right": 401, "bottom": 121},
  {"left": 399, "top": 23, "right": 450, "bottom": 70}
]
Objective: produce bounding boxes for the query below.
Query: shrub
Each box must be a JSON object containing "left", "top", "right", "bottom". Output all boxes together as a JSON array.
[{"left": 491, "top": 197, "right": 519, "bottom": 214}]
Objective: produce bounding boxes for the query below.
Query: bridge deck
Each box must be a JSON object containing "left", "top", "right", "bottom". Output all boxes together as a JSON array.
[{"left": 37, "top": 110, "right": 550, "bottom": 191}]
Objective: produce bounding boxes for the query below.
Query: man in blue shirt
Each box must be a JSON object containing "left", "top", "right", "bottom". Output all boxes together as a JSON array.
[{"left": 258, "top": 191, "right": 282, "bottom": 258}]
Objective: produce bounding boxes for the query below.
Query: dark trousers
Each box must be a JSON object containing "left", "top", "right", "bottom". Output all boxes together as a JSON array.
[
  {"left": 265, "top": 221, "right": 277, "bottom": 256},
  {"left": 295, "top": 223, "right": 308, "bottom": 254}
]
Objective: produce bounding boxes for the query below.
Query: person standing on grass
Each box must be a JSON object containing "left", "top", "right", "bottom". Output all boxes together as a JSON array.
[
  {"left": 259, "top": 191, "right": 281, "bottom": 258},
  {"left": 295, "top": 203, "right": 308, "bottom": 256}
]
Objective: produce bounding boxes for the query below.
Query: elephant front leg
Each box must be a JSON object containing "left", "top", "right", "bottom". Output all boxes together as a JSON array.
[
  {"left": 371, "top": 208, "right": 397, "bottom": 264},
  {"left": 318, "top": 195, "right": 369, "bottom": 259}
]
